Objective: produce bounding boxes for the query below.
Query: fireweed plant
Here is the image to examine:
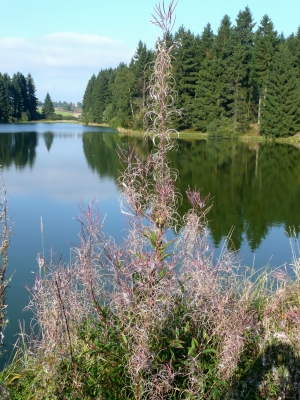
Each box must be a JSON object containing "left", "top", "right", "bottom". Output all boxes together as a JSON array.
[{"left": 4, "top": 1, "right": 300, "bottom": 399}]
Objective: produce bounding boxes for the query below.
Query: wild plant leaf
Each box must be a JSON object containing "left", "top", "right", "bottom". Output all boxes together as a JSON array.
[
  {"left": 201, "top": 348, "right": 217, "bottom": 354},
  {"left": 143, "top": 229, "right": 158, "bottom": 248},
  {"left": 168, "top": 339, "right": 185, "bottom": 348},
  {"left": 184, "top": 322, "right": 190, "bottom": 333}
]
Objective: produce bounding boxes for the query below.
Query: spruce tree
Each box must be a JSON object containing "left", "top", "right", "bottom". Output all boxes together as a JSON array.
[
  {"left": 173, "top": 26, "right": 199, "bottom": 128},
  {"left": 91, "top": 70, "right": 112, "bottom": 123},
  {"left": 82, "top": 74, "right": 96, "bottom": 123},
  {"left": 251, "top": 15, "right": 279, "bottom": 125},
  {"left": 26, "top": 74, "right": 38, "bottom": 120},
  {"left": 42, "top": 93, "right": 54, "bottom": 119},
  {"left": 11, "top": 72, "right": 27, "bottom": 119},
  {"left": 260, "top": 44, "right": 300, "bottom": 137},
  {"left": 129, "top": 41, "right": 154, "bottom": 128},
  {"left": 110, "top": 63, "right": 135, "bottom": 128},
  {"left": 224, "top": 7, "right": 255, "bottom": 131},
  {"left": 287, "top": 27, "right": 300, "bottom": 77},
  {"left": 0, "top": 73, "right": 11, "bottom": 122},
  {"left": 194, "top": 22, "right": 231, "bottom": 131}
]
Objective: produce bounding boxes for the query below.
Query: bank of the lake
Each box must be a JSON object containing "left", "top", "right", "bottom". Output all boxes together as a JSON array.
[{"left": 0, "top": 123, "right": 300, "bottom": 398}]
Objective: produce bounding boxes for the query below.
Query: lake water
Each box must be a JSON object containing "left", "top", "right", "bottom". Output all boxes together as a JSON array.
[{"left": 1, "top": 123, "right": 300, "bottom": 366}]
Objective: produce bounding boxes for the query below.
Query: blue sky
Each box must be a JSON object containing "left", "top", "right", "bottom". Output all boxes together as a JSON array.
[{"left": 0, "top": 0, "right": 299, "bottom": 102}]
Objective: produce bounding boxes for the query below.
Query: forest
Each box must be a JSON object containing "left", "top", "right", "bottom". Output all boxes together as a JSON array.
[
  {"left": 0, "top": 72, "right": 39, "bottom": 122},
  {"left": 82, "top": 7, "right": 300, "bottom": 138}
]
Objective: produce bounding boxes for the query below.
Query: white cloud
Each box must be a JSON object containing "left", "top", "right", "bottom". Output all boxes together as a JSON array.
[{"left": 0, "top": 32, "right": 134, "bottom": 101}]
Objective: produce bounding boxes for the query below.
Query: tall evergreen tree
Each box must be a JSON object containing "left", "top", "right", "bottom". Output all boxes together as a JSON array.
[
  {"left": 194, "top": 16, "right": 233, "bottom": 131},
  {"left": 11, "top": 72, "right": 27, "bottom": 119},
  {"left": 129, "top": 41, "right": 154, "bottom": 128},
  {"left": 224, "top": 7, "right": 255, "bottom": 131},
  {"left": 251, "top": 15, "right": 279, "bottom": 125},
  {"left": 0, "top": 73, "right": 11, "bottom": 122},
  {"left": 82, "top": 74, "right": 96, "bottom": 124},
  {"left": 110, "top": 63, "right": 136, "bottom": 128},
  {"left": 173, "top": 26, "right": 199, "bottom": 128},
  {"left": 261, "top": 43, "right": 300, "bottom": 137},
  {"left": 26, "top": 74, "right": 38, "bottom": 120},
  {"left": 42, "top": 93, "right": 54, "bottom": 119},
  {"left": 287, "top": 27, "right": 300, "bottom": 77},
  {"left": 91, "top": 69, "right": 112, "bottom": 123}
]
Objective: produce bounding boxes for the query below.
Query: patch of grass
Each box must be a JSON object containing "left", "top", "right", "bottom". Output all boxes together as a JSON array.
[{"left": 54, "top": 110, "right": 75, "bottom": 117}]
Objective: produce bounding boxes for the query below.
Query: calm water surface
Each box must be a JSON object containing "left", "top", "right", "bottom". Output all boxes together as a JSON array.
[{"left": 1, "top": 123, "right": 300, "bottom": 366}]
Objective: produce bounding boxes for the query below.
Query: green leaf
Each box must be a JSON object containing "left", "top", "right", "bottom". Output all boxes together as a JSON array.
[
  {"left": 202, "top": 348, "right": 216, "bottom": 354},
  {"left": 169, "top": 339, "right": 185, "bottom": 348},
  {"left": 184, "top": 322, "right": 190, "bottom": 333},
  {"left": 121, "top": 333, "right": 128, "bottom": 344}
]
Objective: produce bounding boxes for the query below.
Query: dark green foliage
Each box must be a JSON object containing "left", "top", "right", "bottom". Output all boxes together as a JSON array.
[
  {"left": 260, "top": 44, "right": 300, "bottom": 137},
  {"left": 82, "top": 8, "right": 300, "bottom": 135},
  {"left": 172, "top": 26, "right": 201, "bottom": 129},
  {"left": 251, "top": 15, "right": 279, "bottom": 125},
  {"left": 91, "top": 69, "right": 113, "bottom": 124},
  {"left": 42, "top": 92, "right": 55, "bottom": 119},
  {"left": 26, "top": 74, "right": 38, "bottom": 120},
  {"left": 224, "top": 7, "right": 255, "bottom": 132},
  {"left": 11, "top": 72, "right": 28, "bottom": 120},
  {"left": 82, "top": 74, "right": 96, "bottom": 124},
  {"left": 0, "top": 72, "right": 38, "bottom": 122},
  {"left": 0, "top": 73, "right": 11, "bottom": 122}
]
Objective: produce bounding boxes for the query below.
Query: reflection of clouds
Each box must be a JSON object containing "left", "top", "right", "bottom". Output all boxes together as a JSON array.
[{"left": 0, "top": 32, "right": 133, "bottom": 100}]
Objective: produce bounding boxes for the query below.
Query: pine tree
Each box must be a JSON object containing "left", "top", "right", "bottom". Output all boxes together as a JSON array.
[
  {"left": 224, "top": 7, "right": 255, "bottom": 131},
  {"left": 194, "top": 16, "right": 232, "bottom": 131},
  {"left": 26, "top": 74, "right": 38, "bottom": 120},
  {"left": 173, "top": 26, "right": 200, "bottom": 128},
  {"left": 110, "top": 63, "right": 136, "bottom": 128},
  {"left": 197, "top": 23, "right": 215, "bottom": 62},
  {"left": 287, "top": 27, "right": 300, "bottom": 77},
  {"left": 194, "top": 56, "right": 220, "bottom": 131},
  {"left": 11, "top": 72, "right": 27, "bottom": 119},
  {"left": 91, "top": 70, "right": 112, "bottom": 123},
  {"left": 42, "top": 93, "right": 54, "bottom": 119},
  {"left": 251, "top": 15, "right": 279, "bottom": 125},
  {"left": 260, "top": 44, "right": 300, "bottom": 137},
  {"left": 82, "top": 74, "right": 96, "bottom": 124},
  {"left": 129, "top": 41, "right": 154, "bottom": 128},
  {"left": 0, "top": 73, "right": 11, "bottom": 122}
]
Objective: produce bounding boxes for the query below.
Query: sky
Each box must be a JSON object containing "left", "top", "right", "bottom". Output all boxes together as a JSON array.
[{"left": 0, "top": 0, "right": 299, "bottom": 103}]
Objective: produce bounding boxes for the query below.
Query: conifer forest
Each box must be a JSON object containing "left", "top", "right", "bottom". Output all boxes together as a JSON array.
[
  {"left": 0, "top": 73, "right": 39, "bottom": 122},
  {"left": 82, "top": 7, "right": 300, "bottom": 138}
]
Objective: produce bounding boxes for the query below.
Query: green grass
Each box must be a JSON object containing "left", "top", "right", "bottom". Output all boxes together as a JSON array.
[{"left": 54, "top": 110, "right": 74, "bottom": 117}]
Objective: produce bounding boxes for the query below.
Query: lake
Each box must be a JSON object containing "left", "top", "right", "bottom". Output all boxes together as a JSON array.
[{"left": 1, "top": 122, "right": 300, "bottom": 366}]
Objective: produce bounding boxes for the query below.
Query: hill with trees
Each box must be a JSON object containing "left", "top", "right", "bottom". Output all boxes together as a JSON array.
[{"left": 82, "top": 8, "right": 300, "bottom": 138}]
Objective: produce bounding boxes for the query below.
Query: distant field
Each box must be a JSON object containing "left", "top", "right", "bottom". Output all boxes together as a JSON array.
[{"left": 54, "top": 110, "right": 74, "bottom": 116}]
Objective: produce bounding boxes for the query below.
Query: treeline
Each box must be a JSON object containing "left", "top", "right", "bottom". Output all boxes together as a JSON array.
[
  {"left": 82, "top": 7, "right": 300, "bottom": 137},
  {"left": 0, "top": 72, "right": 39, "bottom": 122}
]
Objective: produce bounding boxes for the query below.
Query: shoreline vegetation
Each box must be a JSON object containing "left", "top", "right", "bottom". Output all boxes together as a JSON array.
[
  {"left": 2, "top": 2, "right": 300, "bottom": 400},
  {"left": 4, "top": 120, "right": 300, "bottom": 145}
]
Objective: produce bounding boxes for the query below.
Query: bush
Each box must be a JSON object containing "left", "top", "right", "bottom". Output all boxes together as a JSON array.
[{"left": 207, "top": 117, "right": 241, "bottom": 139}]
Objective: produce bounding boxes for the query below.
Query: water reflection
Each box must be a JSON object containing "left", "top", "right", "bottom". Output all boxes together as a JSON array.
[
  {"left": 82, "top": 133, "right": 300, "bottom": 251},
  {"left": 43, "top": 132, "right": 54, "bottom": 151},
  {"left": 0, "top": 132, "right": 37, "bottom": 168},
  {"left": 0, "top": 126, "right": 299, "bottom": 252}
]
